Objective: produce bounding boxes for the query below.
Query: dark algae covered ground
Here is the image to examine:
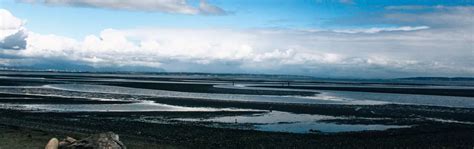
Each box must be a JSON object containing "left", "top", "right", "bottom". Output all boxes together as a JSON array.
[{"left": 1, "top": 109, "right": 474, "bottom": 148}]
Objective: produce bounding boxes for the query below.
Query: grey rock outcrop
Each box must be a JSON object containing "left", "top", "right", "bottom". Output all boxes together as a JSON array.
[{"left": 45, "top": 132, "right": 126, "bottom": 149}]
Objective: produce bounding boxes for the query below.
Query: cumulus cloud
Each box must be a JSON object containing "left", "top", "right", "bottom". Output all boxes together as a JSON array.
[
  {"left": 0, "top": 9, "right": 28, "bottom": 50},
  {"left": 11, "top": 26, "right": 474, "bottom": 77},
  {"left": 18, "top": 0, "right": 229, "bottom": 15},
  {"left": 0, "top": 9, "right": 24, "bottom": 30},
  {"left": 0, "top": 30, "right": 27, "bottom": 50},
  {"left": 1, "top": 8, "right": 473, "bottom": 78}
]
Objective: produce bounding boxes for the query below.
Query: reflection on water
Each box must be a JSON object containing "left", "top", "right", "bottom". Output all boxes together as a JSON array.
[
  {"left": 44, "top": 84, "right": 385, "bottom": 105},
  {"left": 258, "top": 122, "right": 408, "bottom": 133},
  {"left": 321, "top": 90, "right": 474, "bottom": 108},
  {"left": 177, "top": 111, "right": 334, "bottom": 123},
  {"left": 45, "top": 83, "right": 474, "bottom": 108},
  {"left": 22, "top": 102, "right": 220, "bottom": 112},
  {"left": 1, "top": 74, "right": 472, "bottom": 134},
  {"left": 175, "top": 111, "right": 409, "bottom": 133},
  {"left": 220, "top": 84, "right": 474, "bottom": 108}
]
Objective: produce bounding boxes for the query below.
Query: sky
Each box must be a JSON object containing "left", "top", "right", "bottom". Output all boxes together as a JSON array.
[{"left": 0, "top": 0, "right": 473, "bottom": 78}]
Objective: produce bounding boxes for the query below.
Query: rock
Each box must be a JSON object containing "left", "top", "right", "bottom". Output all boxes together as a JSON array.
[
  {"left": 49, "top": 132, "right": 126, "bottom": 149},
  {"left": 45, "top": 138, "right": 59, "bottom": 149},
  {"left": 58, "top": 141, "right": 69, "bottom": 148},
  {"left": 65, "top": 136, "right": 77, "bottom": 143}
]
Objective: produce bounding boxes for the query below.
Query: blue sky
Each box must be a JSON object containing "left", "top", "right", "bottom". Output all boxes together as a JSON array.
[
  {"left": 5, "top": 0, "right": 472, "bottom": 38},
  {"left": 0, "top": 0, "right": 473, "bottom": 78},
  {"left": 2, "top": 0, "right": 323, "bottom": 38}
]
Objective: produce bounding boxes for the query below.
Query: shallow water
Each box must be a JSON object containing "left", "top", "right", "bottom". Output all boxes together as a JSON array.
[
  {"left": 0, "top": 85, "right": 409, "bottom": 133},
  {"left": 219, "top": 84, "right": 474, "bottom": 108},
  {"left": 21, "top": 102, "right": 218, "bottom": 112},
  {"left": 258, "top": 122, "right": 408, "bottom": 133},
  {"left": 175, "top": 111, "right": 408, "bottom": 133},
  {"left": 44, "top": 84, "right": 386, "bottom": 105},
  {"left": 1, "top": 72, "right": 473, "bottom": 133},
  {"left": 320, "top": 90, "right": 474, "bottom": 108},
  {"left": 45, "top": 83, "right": 474, "bottom": 108}
]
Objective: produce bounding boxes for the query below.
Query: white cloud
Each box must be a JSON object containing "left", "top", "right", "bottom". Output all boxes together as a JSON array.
[
  {"left": 1, "top": 8, "right": 473, "bottom": 78},
  {"left": 14, "top": 26, "right": 472, "bottom": 77},
  {"left": 0, "top": 9, "right": 28, "bottom": 50},
  {"left": 332, "top": 26, "right": 429, "bottom": 34},
  {"left": 198, "top": 0, "right": 227, "bottom": 15},
  {"left": 0, "top": 30, "right": 28, "bottom": 50},
  {"left": 0, "top": 9, "right": 24, "bottom": 31},
  {"left": 20, "top": 32, "right": 78, "bottom": 56},
  {"left": 18, "top": 0, "right": 228, "bottom": 15}
]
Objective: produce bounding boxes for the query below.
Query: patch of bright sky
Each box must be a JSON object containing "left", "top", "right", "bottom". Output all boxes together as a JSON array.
[{"left": 1, "top": 0, "right": 473, "bottom": 39}]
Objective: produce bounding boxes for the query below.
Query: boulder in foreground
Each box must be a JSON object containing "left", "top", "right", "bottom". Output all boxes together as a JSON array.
[{"left": 45, "top": 132, "right": 126, "bottom": 149}]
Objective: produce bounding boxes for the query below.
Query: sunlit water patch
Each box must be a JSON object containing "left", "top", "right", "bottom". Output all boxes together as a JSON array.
[
  {"left": 19, "top": 101, "right": 262, "bottom": 112},
  {"left": 0, "top": 86, "right": 263, "bottom": 112},
  {"left": 44, "top": 84, "right": 385, "bottom": 105},
  {"left": 320, "top": 90, "right": 474, "bottom": 108},
  {"left": 174, "top": 111, "right": 409, "bottom": 133},
  {"left": 258, "top": 122, "right": 408, "bottom": 133},
  {"left": 217, "top": 84, "right": 474, "bottom": 108}
]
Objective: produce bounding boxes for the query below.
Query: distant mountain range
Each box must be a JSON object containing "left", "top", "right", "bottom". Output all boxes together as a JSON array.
[
  {"left": 2, "top": 67, "right": 472, "bottom": 81},
  {"left": 0, "top": 67, "right": 313, "bottom": 80}
]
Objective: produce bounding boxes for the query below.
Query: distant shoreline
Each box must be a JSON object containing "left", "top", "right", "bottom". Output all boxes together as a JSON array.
[{"left": 254, "top": 85, "right": 474, "bottom": 97}]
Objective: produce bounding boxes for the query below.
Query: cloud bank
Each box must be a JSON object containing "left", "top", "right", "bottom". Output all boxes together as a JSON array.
[
  {"left": 0, "top": 9, "right": 27, "bottom": 50},
  {"left": 17, "top": 0, "right": 229, "bottom": 15},
  {"left": 1, "top": 7, "right": 473, "bottom": 78}
]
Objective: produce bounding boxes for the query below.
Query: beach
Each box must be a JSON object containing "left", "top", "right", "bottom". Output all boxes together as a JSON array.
[{"left": 1, "top": 71, "right": 474, "bottom": 148}]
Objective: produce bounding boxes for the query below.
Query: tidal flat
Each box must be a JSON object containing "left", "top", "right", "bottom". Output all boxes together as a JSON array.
[{"left": 1, "top": 71, "right": 474, "bottom": 148}]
